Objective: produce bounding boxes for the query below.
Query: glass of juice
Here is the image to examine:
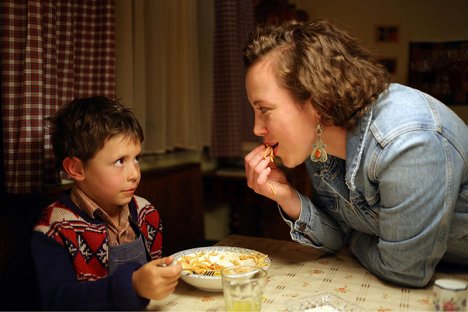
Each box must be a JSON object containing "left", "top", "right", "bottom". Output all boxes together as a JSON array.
[{"left": 222, "top": 266, "right": 268, "bottom": 312}]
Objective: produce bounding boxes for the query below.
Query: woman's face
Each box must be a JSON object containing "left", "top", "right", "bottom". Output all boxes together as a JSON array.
[{"left": 245, "top": 56, "right": 318, "bottom": 168}]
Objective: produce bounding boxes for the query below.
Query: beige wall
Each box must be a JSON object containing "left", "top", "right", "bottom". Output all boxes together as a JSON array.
[
  {"left": 117, "top": 1, "right": 468, "bottom": 123},
  {"left": 293, "top": 0, "right": 468, "bottom": 123},
  {"left": 197, "top": 0, "right": 214, "bottom": 144}
]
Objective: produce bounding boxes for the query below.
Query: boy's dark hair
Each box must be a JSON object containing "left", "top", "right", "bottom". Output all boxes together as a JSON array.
[{"left": 49, "top": 96, "right": 144, "bottom": 169}]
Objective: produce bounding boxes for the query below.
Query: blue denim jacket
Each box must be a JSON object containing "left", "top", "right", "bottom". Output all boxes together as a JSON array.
[{"left": 281, "top": 84, "right": 468, "bottom": 287}]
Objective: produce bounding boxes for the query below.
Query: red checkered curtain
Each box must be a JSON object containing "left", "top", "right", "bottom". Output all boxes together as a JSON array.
[
  {"left": 211, "top": 0, "right": 256, "bottom": 158},
  {"left": 0, "top": 0, "right": 115, "bottom": 193}
]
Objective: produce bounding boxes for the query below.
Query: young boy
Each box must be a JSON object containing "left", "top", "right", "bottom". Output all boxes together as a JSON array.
[{"left": 31, "top": 96, "right": 181, "bottom": 310}]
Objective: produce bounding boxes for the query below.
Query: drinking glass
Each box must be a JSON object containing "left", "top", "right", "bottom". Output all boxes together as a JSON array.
[{"left": 222, "top": 266, "right": 268, "bottom": 312}]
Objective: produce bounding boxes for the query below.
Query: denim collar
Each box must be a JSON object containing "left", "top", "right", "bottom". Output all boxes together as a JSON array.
[{"left": 345, "top": 103, "right": 374, "bottom": 192}]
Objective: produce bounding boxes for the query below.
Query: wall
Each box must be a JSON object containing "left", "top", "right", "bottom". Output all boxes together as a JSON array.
[
  {"left": 197, "top": 0, "right": 214, "bottom": 143},
  {"left": 293, "top": 0, "right": 468, "bottom": 122}
]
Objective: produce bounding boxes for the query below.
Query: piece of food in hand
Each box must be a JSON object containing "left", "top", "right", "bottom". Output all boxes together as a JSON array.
[
  {"left": 263, "top": 144, "right": 275, "bottom": 163},
  {"left": 263, "top": 144, "right": 277, "bottom": 196}
]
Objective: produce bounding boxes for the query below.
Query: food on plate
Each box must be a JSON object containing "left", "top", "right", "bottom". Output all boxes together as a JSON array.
[
  {"left": 172, "top": 247, "right": 271, "bottom": 291},
  {"left": 177, "top": 249, "right": 269, "bottom": 276}
]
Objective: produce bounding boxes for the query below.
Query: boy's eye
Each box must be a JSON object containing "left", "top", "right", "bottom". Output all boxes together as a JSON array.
[
  {"left": 134, "top": 155, "right": 141, "bottom": 164},
  {"left": 115, "top": 159, "right": 124, "bottom": 166}
]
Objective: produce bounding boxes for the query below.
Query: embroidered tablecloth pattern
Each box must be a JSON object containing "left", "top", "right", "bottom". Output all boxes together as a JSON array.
[{"left": 147, "top": 235, "right": 468, "bottom": 311}]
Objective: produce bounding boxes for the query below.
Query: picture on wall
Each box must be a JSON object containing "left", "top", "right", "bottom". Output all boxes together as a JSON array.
[
  {"left": 376, "top": 25, "right": 399, "bottom": 42},
  {"left": 408, "top": 41, "right": 468, "bottom": 105}
]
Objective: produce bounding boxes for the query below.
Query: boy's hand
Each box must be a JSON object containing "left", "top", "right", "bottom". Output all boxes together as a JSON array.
[{"left": 132, "top": 256, "right": 182, "bottom": 300}]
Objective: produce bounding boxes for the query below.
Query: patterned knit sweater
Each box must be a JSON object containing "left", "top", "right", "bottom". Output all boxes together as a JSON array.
[{"left": 31, "top": 192, "right": 163, "bottom": 310}]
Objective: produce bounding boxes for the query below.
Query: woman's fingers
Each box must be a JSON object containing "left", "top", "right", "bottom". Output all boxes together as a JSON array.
[
  {"left": 244, "top": 144, "right": 282, "bottom": 198},
  {"left": 247, "top": 157, "right": 271, "bottom": 189},
  {"left": 244, "top": 144, "right": 266, "bottom": 162}
]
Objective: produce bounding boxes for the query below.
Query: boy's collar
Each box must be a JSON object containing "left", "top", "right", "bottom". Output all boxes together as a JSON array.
[{"left": 70, "top": 185, "right": 100, "bottom": 219}]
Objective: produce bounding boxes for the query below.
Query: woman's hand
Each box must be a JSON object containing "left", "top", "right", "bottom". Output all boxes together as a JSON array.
[
  {"left": 132, "top": 256, "right": 181, "bottom": 301},
  {"left": 244, "top": 144, "right": 284, "bottom": 198},
  {"left": 244, "top": 145, "right": 301, "bottom": 219}
]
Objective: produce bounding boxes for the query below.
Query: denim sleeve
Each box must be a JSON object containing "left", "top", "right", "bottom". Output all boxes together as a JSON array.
[
  {"left": 279, "top": 191, "right": 348, "bottom": 253},
  {"left": 349, "top": 130, "right": 462, "bottom": 287}
]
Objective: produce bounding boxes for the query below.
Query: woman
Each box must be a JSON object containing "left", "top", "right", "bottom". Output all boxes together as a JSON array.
[{"left": 243, "top": 20, "right": 468, "bottom": 287}]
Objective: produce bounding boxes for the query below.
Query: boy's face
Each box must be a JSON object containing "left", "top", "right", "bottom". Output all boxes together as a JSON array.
[{"left": 78, "top": 134, "right": 141, "bottom": 214}]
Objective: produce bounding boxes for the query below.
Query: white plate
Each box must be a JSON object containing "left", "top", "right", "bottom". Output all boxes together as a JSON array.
[
  {"left": 285, "top": 292, "right": 365, "bottom": 312},
  {"left": 171, "top": 246, "right": 271, "bottom": 292}
]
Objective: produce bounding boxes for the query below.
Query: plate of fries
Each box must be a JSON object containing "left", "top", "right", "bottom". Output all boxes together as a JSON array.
[{"left": 171, "top": 246, "right": 271, "bottom": 291}]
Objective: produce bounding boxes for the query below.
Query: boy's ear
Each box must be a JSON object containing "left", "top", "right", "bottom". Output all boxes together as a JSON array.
[{"left": 62, "top": 157, "right": 85, "bottom": 181}]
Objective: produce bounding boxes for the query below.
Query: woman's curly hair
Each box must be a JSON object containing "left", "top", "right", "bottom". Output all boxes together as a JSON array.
[{"left": 243, "top": 19, "right": 390, "bottom": 130}]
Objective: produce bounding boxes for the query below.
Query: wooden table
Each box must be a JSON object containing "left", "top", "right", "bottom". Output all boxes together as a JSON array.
[{"left": 147, "top": 235, "right": 468, "bottom": 311}]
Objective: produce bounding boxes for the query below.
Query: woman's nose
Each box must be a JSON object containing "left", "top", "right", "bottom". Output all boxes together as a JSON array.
[{"left": 253, "top": 119, "right": 267, "bottom": 137}]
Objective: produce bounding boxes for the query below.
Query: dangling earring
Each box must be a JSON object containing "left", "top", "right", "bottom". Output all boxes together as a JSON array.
[{"left": 311, "top": 123, "right": 328, "bottom": 162}]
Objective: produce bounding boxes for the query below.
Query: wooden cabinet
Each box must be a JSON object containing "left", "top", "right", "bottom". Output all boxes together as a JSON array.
[
  {"left": 203, "top": 163, "right": 311, "bottom": 241},
  {"left": 203, "top": 170, "right": 288, "bottom": 240},
  {"left": 136, "top": 162, "right": 205, "bottom": 256}
]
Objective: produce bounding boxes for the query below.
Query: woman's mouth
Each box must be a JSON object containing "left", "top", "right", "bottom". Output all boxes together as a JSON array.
[{"left": 264, "top": 142, "right": 279, "bottom": 162}]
